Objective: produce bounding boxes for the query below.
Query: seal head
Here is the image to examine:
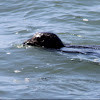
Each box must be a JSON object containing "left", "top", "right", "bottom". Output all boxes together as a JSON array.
[{"left": 23, "top": 32, "right": 65, "bottom": 49}]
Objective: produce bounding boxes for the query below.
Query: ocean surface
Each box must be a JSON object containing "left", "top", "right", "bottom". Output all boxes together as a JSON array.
[{"left": 0, "top": 0, "right": 100, "bottom": 99}]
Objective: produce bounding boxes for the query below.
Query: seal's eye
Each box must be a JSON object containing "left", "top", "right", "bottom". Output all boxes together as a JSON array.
[{"left": 35, "top": 37, "right": 41, "bottom": 41}]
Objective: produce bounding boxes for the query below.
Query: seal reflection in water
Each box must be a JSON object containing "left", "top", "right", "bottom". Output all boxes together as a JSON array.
[{"left": 23, "top": 32, "right": 100, "bottom": 54}]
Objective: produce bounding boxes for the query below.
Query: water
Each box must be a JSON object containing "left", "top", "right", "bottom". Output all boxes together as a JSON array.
[{"left": 0, "top": 0, "right": 100, "bottom": 99}]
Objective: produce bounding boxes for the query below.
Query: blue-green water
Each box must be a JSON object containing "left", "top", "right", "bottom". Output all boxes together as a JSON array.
[{"left": 0, "top": 0, "right": 100, "bottom": 99}]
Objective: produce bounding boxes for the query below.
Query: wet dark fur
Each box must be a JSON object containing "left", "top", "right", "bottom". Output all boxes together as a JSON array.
[
  {"left": 23, "top": 32, "right": 65, "bottom": 49},
  {"left": 23, "top": 32, "right": 100, "bottom": 54}
]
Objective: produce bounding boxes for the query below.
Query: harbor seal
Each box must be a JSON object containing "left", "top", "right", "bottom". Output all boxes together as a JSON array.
[
  {"left": 23, "top": 32, "right": 65, "bottom": 49},
  {"left": 23, "top": 32, "right": 100, "bottom": 54}
]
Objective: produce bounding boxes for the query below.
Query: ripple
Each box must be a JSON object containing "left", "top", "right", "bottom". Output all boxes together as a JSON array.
[{"left": 0, "top": 0, "right": 100, "bottom": 99}]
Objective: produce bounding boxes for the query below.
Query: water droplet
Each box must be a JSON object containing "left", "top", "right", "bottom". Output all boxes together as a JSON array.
[
  {"left": 14, "top": 70, "right": 21, "bottom": 73},
  {"left": 93, "top": 59, "right": 98, "bottom": 62},
  {"left": 13, "top": 79, "right": 20, "bottom": 83},
  {"left": 77, "top": 35, "right": 82, "bottom": 37},
  {"left": 25, "top": 78, "right": 30, "bottom": 82},
  {"left": 71, "top": 58, "right": 74, "bottom": 61},
  {"left": 16, "top": 32, "right": 19, "bottom": 34},
  {"left": 6, "top": 52, "right": 11, "bottom": 55},
  {"left": 17, "top": 45, "right": 23, "bottom": 48},
  {"left": 83, "top": 18, "right": 88, "bottom": 21}
]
